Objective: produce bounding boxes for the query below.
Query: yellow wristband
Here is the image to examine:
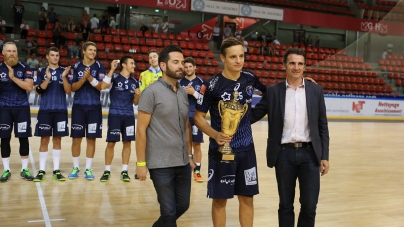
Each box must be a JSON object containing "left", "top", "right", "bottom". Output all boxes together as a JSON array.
[{"left": 136, "top": 162, "right": 146, "bottom": 167}]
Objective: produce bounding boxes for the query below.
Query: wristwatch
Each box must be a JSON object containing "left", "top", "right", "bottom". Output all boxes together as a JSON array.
[{"left": 188, "top": 154, "right": 193, "bottom": 158}]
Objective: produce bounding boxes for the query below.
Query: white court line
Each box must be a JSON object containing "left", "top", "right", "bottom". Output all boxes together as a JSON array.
[
  {"left": 29, "top": 147, "right": 52, "bottom": 227},
  {"left": 28, "top": 218, "right": 66, "bottom": 223}
]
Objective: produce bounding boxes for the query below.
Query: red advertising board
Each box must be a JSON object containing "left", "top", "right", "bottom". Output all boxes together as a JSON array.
[
  {"left": 283, "top": 8, "right": 404, "bottom": 36},
  {"left": 181, "top": 16, "right": 258, "bottom": 42},
  {"left": 92, "top": 0, "right": 189, "bottom": 12}
]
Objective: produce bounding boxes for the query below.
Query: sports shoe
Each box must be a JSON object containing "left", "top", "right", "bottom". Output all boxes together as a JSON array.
[
  {"left": 84, "top": 169, "right": 94, "bottom": 180},
  {"left": 52, "top": 170, "right": 66, "bottom": 181},
  {"left": 0, "top": 170, "right": 11, "bottom": 183},
  {"left": 33, "top": 170, "right": 46, "bottom": 182},
  {"left": 193, "top": 171, "right": 204, "bottom": 182},
  {"left": 20, "top": 168, "right": 34, "bottom": 181},
  {"left": 120, "top": 170, "right": 130, "bottom": 182},
  {"left": 100, "top": 170, "right": 111, "bottom": 182},
  {"left": 134, "top": 174, "right": 139, "bottom": 180},
  {"left": 68, "top": 167, "right": 80, "bottom": 179}
]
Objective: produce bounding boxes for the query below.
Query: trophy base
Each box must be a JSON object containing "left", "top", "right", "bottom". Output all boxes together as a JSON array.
[{"left": 221, "top": 153, "right": 235, "bottom": 162}]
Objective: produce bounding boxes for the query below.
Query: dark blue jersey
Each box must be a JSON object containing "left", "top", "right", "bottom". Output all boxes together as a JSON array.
[
  {"left": 0, "top": 62, "right": 33, "bottom": 108},
  {"left": 69, "top": 61, "right": 106, "bottom": 110},
  {"left": 35, "top": 66, "right": 68, "bottom": 112},
  {"left": 109, "top": 73, "right": 139, "bottom": 116},
  {"left": 179, "top": 76, "right": 204, "bottom": 117},
  {"left": 196, "top": 70, "right": 266, "bottom": 153}
]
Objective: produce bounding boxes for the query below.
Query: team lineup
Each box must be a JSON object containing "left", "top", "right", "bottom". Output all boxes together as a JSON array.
[{"left": 0, "top": 38, "right": 329, "bottom": 227}]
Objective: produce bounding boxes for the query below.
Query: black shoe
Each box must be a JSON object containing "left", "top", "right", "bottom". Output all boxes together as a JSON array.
[
  {"left": 134, "top": 174, "right": 139, "bottom": 180},
  {"left": 20, "top": 168, "right": 34, "bottom": 181},
  {"left": 52, "top": 170, "right": 66, "bottom": 181},
  {"left": 120, "top": 171, "right": 130, "bottom": 182},
  {"left": 100, "top": 170, "right": 111, "bottom": 182},
  {"left": 0, "top": 170, "right": 11, "bottom": 183},
  {"left": 33, "top": 170, "right": 46, "bottom": 182}
]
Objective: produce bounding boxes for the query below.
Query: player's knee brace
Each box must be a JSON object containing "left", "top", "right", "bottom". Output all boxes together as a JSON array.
[
  {"left": 1, "top": 138, "right": 11, "bottom": 158},
  {"left": 19, "top": 138, "right": 30, "bottom": 156}
]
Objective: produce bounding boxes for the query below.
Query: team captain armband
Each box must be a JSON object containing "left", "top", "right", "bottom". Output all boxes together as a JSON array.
[
  {"left": 136, "top": 162, "right": 146, "bottom": 167},
  {"left": 103, "top": 76, "right": 112, "bottom": 84}
]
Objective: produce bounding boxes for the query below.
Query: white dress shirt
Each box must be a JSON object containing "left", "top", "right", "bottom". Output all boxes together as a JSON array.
[{"left": 281, "top": 79, "right": 311, "bottom": 144}]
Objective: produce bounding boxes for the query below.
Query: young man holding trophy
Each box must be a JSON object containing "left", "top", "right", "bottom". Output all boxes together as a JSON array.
[{"left": 194, "top": 38, "right": 266, "bottom": 227}]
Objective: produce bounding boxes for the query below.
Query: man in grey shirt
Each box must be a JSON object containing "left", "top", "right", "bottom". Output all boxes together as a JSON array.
[{"left": 136, "top": 44, "right": 196, "bottom": 227}]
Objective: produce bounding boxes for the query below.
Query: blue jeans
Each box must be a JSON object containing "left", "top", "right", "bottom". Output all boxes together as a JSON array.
[
  {"left": 149, "top": 163, "right": 191, "bottom": 227},
  {"left": 275, "top": 145, "right": 320, "bottom": 227}
]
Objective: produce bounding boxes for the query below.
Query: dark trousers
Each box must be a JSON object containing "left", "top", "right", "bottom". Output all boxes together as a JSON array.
[
  {"left": 149, "top": 163, "right": 191, "bottom": 227},
  {"left": 275, "top": 145, "right": 320, "bottom": 227}
]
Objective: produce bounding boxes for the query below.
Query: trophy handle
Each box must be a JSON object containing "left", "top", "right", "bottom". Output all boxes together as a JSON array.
[
  {"left": 241, "top": 103, "right": 249, "bottom": 119},
  {"left": 218, "top": 100, "right": 224, "bottom": 118}
]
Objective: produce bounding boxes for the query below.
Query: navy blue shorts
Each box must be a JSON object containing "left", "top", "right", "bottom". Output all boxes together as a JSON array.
[
  {"left": 70, "top": 107, "right": 102, "bottom": 138},
  {"left": 0, "top": 107, "right": 32, "bottom": 138},
  {"left": 106, "top": 114, "right": 135, "bottom": 142},
  {"left": 189, "top": 117, "right": 203, "bottom": 143},
  {"left": 34, "top": 111, "right": 69, "bottom": 137},
  {"left": 207, "top": 149, "right": 259, "bottom": 199}
]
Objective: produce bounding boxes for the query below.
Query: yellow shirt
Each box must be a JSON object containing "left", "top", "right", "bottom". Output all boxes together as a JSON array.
[{"left": 139, "top": 68, "right": 162, "bottom": 92}]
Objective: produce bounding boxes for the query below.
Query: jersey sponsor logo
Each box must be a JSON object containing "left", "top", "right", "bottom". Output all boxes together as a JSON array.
[
  {"left": 208, "top": 169, "right": 214, "bottom": 181},
  {"left": 0, "top": 124, "right": 11, "bottom": 130},
  {"left": 78, "top": 71, "right": 84, "bottom": 79},
  {"left": 0, "top": 72, "right": 7, "bottom": 82},
  {"left": 195, "top": 85, "right": 201, "bottom": 91},
  {"left": 16, "top": 71, "right": 23, "bottom": 78},
  {"left": 26, "top": 71, "right": 33, "bottom": 78},
  {"left": 38, "top": 124, "right": 51, "bottom": 130},
  {"left": 126, "top": 125, "right": 134, "bottom": 136},
  {"left": 71, "top": 124, "right": 84, "bottom": 130},
  {"left": 131, "top": 83, "right": 137, "bottom": 91},
  {"left": 99, "top": 73, "right": 105, "bottom": 80},
  {"left": 17, "top": 122, "right": 27, "bottom": 133},
  {"left": 209, "top": 76, "right": 219, "bottom": 91},
  {"left": 91, "top": 70, "right": 97, "bottom": 77},
  {"left": 220, "top": 175, "right": 235, "bottom": 185},
  {"left": 246, "top": 85, "right": 254, "bottom": 96},
  {"left": 88, "top": 123, "right": 97, "bottom": 133},
  {"left": 110, "top": 129, "right": 120, "bottom": 135},
  {"left": 244, "top": 167, "right": 257, "bottom": 185},
  {"left": 200, "top": 84, "right": 207, "bottom": 95},
  {"left": 57, "top": 121, "right": 66, "bottom": 132}
]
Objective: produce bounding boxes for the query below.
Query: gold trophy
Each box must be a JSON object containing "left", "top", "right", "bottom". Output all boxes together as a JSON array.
[{"left": 218, "top": 91, "right": 248, "bottom": 161}]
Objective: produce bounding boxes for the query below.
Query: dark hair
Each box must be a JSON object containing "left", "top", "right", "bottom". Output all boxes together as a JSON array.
[
  {"left": 93, "top": 14, "right": 97, "bottom": 17},
  {"left": 119, "top": 55, "right": 134, "bottom": 68},
  {"left": 82, "top": 41, "right": 96, "bottom": 51},
  {"left": 46, "top": 47, "right": 59, "bottom": 55},
  {"left": 220, "top": 37, "right": 243, "bottom": 56},
  {"left": 184, "top": 57, "right": 195, "bottom": 66},
  {"left": 283, "top": 48, "right": 306, "bottom": 64},
  {"left": 148, "top": 49, "right": 159, "bottom": 56},
  {"left": 158, "top": 45, "right": 183, "bottom": 66}
]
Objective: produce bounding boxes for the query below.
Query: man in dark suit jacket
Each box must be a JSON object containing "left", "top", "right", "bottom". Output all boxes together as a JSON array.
[{"left": 251, "top": 48, "right": 330, "bottom": 227}]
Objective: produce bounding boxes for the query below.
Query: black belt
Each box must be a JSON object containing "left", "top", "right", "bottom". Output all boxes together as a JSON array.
[{"left": 282, "top": 142, "right": 312, "bottom": 148}]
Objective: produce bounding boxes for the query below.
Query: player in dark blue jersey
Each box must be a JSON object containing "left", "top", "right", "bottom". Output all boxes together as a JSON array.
[
  {"left": 194, "top": 38, "right": 266, "bottom": 226},
  {"left": 68, "top": 41, "right": 106, "bottom": 180},
  {"left": 32, "top": 47, "right": 71, "bottom": 182},
  {"left": 99, "top": 56, "right": 140, "bottom": 182},
  {"left": 180, "top": 57, "right": 205, "bottom": 183},
  {"left": 0, "top": 42, "right": 34, "bottom": 182}
]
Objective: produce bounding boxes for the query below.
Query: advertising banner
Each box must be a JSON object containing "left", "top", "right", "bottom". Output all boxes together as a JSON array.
[{"left": 92, "top": 0, "right": 189, "bottom": 12}]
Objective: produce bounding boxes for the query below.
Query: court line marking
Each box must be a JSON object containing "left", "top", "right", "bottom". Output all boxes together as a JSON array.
[
  {"left": 28, "top": 219, "right": 66, "bottom": 223},
  {"left": 29, "top": 147, "right": 52, "bottom": 227}
]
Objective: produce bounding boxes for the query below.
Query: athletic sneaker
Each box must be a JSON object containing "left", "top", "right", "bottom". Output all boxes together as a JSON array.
[
  {"left": 33, "top": 170, "right": 46, "bottom": 182},
  {"left": 20, "top": 168, "right": 34, "bottom": 181},
  {"left": 193, "top": 171, "right": 204, "bottom": 182},
  {"left": 120, "top": 171, "right": 130, "bottom": 182},
  {"left": 134, "top": 174, "right": 139, "bottom": 180},
  {"left": 100, "top": 170, "right": 111, "bottom": 182},
  {"left": 52, "top": 170, "right": 66, "bottom": 181},
  {"left": 84, "top": 169, "right": 94, "bottom": 180},
  {"left": 0, "top": 170, "right": 11, "bottom": 183},
  {"left": 68, "top": 167, "right": 80, "bottom": 179}
]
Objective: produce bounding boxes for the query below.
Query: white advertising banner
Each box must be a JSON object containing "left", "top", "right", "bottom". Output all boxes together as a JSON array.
[
  {"left": 239, "top": 4, "right": 284, "bottom": 21},
  {"left": 191, "top": 0, "right": 239, "bottom": 16},
  {"left": 324, "top": 94, "right": 404, "bottom": 119}
]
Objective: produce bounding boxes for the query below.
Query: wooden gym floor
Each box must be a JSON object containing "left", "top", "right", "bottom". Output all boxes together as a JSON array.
[{"left": 0, "top": 117, "right": 403, "bottom": 227}]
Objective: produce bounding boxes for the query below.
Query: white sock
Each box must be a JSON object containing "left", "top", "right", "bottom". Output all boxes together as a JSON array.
[
  {"left": 196, "top": 163, "right": 201, "bottom": 166},
  {"left": 2, "top": 158, "right": 10, "bottom": 171},
  {"left": 39, "top": 151, "right": 48, "bottom": 171},
  {"left": 21, "top": 158, "right": 29, "bottom": 171},
  {"left": 52, "top": 149, "right": 61, "bottom": 170},
  {"left": 85, "top": 158, "right": 93, "bottom": 170},
  {"left": 72, "top": 157, "right": 80, "bottom": 168},
  {"left": 122, "top": 164, "right": 128, "bottom": 171},
  {"left": 105, "top": 165, "right": 111, "bottom": 171}
]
